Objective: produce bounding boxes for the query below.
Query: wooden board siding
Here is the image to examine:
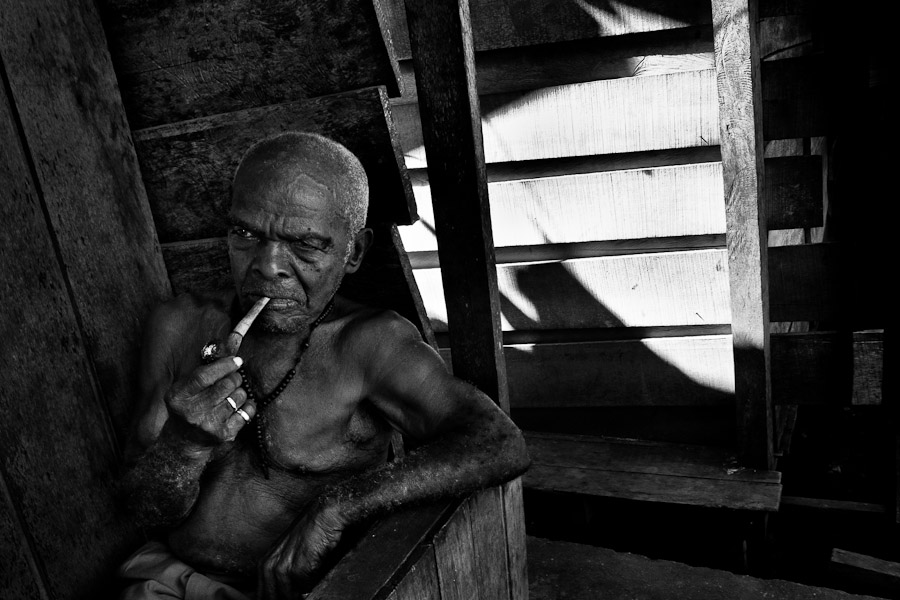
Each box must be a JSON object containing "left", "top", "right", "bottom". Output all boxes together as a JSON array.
[
  {"left": 100, "top": 0, "right": 401, "bottom": 128},
  {"left": 134, "top": 86, "right": 416, "bottom": 240}
]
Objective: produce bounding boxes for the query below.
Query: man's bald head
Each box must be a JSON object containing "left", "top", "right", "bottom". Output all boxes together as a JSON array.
[{"left": 232, "top": 131, "right": 369, "bottom": 236}]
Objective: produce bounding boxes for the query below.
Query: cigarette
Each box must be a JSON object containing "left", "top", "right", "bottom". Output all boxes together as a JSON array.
[{"left": 201, "top": 296, "right": 270, "bottom": 362}]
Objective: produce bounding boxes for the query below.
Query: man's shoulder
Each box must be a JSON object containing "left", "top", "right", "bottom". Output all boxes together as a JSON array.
[{"left": 334, "top": 298, "right": 424, "bottom": 352}]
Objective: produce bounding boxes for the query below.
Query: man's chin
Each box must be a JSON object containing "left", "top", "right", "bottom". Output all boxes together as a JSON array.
[{"left": 257, "top": 313, "right": 306, "bottom": 334}]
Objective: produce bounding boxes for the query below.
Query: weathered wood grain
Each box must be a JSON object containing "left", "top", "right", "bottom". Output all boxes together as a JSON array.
[
  {"left": 433, "top": 500, "right": 478, "bottom": 600},
  {"left": 503, "top": 478, "right": 528, "bottom": 600},
  {"left": 468, "top": 487, "right": 511, "bottom": 600},
  {"left": 0, "top": 470, "right": 44, "bottom": 600},
  {"left": 100, "top": 0, "right": 401, "bottom": 128},
  {"left": 384, "top": 0, "right": 713, "bottom": 59},
  {"left": 306, "top": 501, "right": 454, "bottom": 600},
  {"left": 711, "top": 0, "right": 772, "bottom": 470},
  {"left": 768, "top": 243, "right": 839, "bottom": 322},
  {"left": 134, "top": 86, "right": 415, "bottom": 242},
  {"left": 414, "top": 250, "right": 732, "bottom": 331},
  {"left": 523, "top": 432, "right": 782, "bottom": 510},
  {"left": 405, "top": 0, "right": 509, "bottom": 409},
  {"left": 386, "top": 545, "right": 441, "bottom": 600},
  {"left": 0, "top": 59, "right": 144, "bottom": 599},
  {"left": 852, "top": 330, "right": 884, "bottom": 406},
  {"left": 0, "top": 0, "right": 172, "bottom": 446}
]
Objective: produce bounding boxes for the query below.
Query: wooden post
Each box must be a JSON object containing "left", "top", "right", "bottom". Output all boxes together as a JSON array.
[
  {"left": 710, "top": 0, "right": 773, "bottom": 470},
  {"left": 403, "top": 0, "right": 508, "bottom": 410}
]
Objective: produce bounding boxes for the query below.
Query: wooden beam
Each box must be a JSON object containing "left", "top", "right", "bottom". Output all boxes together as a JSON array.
[
  {"left": 830, "top": 548, "right": 900, "bottom": 595},
  {"left": 403, "top": 0, "right": 508, "bottom": 408},
  {"left": 711, "top": 0, "right": 773, "bottom": 469},
  {"left": 134, "top": 87, "right": 416, "bottom": 241},
  {"left": 101, "top": 0, "right": 401, "bottom": 128}
]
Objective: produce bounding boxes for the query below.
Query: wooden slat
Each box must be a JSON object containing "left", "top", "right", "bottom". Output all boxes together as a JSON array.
[
  {"left": 830, "top": 548, "right": 900, "bottom": 594},
  {"left": 0, "top": 0, "right": 172, "bottom": 441},
  {"left": 383, "top": 0, "right": 714, "bottom": 59},
  {"left": 414, "top": 250, "right": 732, "bottom": 331},
  {"left": 468, "top": 487, "right": 511, "bottom": 600},
  {"left": 711, "top": 0, "right": 773, "bottom": 470},
  {"left": 386, "top": 545, "right": 441, "bottom": 600},
  {"left": 0, "top": 46, "right": 143, "bottom": 597},
  {"left": 101, "top": 0, "right": 401, "bottom": 128},
  {"left": 306, "top": 501, "right": 454, "bottom": 600},
  {"left": 852, "top": 330, "right": 883, "bottom": 406},
  {"left": 404, "top": 0, "right": 509, "bottom": 409},
  {"left": 134, "top": 87, "right": 415, "bottom": 241},
  {"left": 433, "top": 501, "right": 478, "bottom": 600},
  {"left": 768, "top": 243, "right": 839, "bottom": 322},
  {"left": 523, "top": 432, "right": 782, "bottom": 510},
  {"left": 401, "top": 154, "right": 821, "bottom": 252},
  {"left": 502, "top": 478, "right": 528, "bottom": 600}
]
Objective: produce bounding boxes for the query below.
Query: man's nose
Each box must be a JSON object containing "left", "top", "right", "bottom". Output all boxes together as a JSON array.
[{"left": 252, "top": 240, "right": 291, "bottom": 279}]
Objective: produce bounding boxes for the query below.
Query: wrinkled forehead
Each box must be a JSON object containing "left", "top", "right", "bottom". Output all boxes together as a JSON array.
[{"left": 231, "top": 151, "right": 348, "bottom": 214}]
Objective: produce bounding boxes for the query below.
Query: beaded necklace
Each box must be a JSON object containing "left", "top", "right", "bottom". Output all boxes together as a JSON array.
[{"left": 238, "top": 298, "right": 334, "bottom": 478}]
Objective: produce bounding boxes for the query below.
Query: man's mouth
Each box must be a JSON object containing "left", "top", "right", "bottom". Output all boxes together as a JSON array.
[{"left": 263, "top": 297, "right": 301, "bottom": 310}]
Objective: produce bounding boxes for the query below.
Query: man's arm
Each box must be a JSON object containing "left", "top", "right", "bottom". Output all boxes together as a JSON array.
[
  {"left": 119, "top": 299, "right": 254, "bottom": 528},
  {"left": 258, "top": 312, "right": 530, "bottom": 597}
]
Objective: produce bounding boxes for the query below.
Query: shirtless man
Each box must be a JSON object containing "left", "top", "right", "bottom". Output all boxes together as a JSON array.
[{"left": 118, "top": 131, "right": 530, "bottom": 599}]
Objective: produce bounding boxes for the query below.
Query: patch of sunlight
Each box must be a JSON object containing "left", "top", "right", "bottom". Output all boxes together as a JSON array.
[
  {"left": 573, "top": 0, "right": 690, "bottom": 37},
  {"left": 643, "top": 336, "right": 736, "bottom": 394}
]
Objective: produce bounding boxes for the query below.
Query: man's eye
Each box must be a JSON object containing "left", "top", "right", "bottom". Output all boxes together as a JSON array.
[{"left": 230, "top": 226, "right": 257, "bottom": 240}]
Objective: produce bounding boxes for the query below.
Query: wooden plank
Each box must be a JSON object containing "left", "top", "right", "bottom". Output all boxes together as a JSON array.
[
  {"left": 404, "top": 0, "right": 508, "bottom": 409},
  {"left": 306, "top": 501, "right": 455, "bottom": 600},
  {"left": 386, "top": 545, "right": 441, "bottom": 600},
  {"left": 763, "top": 56, "right": 827, "bottom": 139},
  {"left": 101, "top": 0, "right": 401, "bottom": 128},
  {"left": 780, "top": 497, "right": 887, "bottom": 514},
  {"left": 0, "top": 56, "right": 143, "bottom": 599},
  {"left": 0, "top": 469, "right": 45, "bottom": 600},
  {"left": 393, "top": 69, "right": 721, "bottom": 168},
  {"left": 502, "top": 478, "right": 528, "bottom": 600},
  {"left": 852, "top": 330, "right": 883, "bottom": 406},
  {"left": 768, "top": 243, "right": 839, "bottom": 322},
  {"left": 443, "top": 336, "right": 737, "bottom": 408},
  {"left": 468, "top": 487, "right": 511, "bottom": 600},
  {"left": 0, "top": 0, "right": 172, "bottom": 441},
  {"left": 830, "top": 548, "right": 900, "bottom": 594},
  {"left": 402, "top": 154, "right": 820, "bottom": 251},
  {"left": 414, "top": 250, "right": 732, "bottom": 331},
  {"left": 433, "top": 501, "right": 478, "bottom": 600},
  {"left": 383, "top": 0, "right": 714, "bottom": 59},
  {"left": 711, "top": 0, "right": 772, "bottom": 470},
  {"left": 523, "top": 432, "right": 782, "bottom": 511},
  {"left": 134, "top": 87, "right": 415, "bottom": 242}
]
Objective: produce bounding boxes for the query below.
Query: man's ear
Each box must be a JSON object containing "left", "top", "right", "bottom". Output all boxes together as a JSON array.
[{"left": 344, "top": 227, "right": 374, "bottom": 274}]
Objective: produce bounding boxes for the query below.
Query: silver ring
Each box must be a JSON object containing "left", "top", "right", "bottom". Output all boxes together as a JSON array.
[
  {"left": 236, "top": 408, "right": 251, "bottom": 423},
  {"left": 226, "top": 397, "right": 238, "bottom": 411}
]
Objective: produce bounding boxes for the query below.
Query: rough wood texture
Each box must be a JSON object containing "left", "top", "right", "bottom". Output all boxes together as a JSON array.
[
  {"left": 852, "top": 330, "right": 884, "bottom": 406},
  {"left": 433, "top": 500, "right": 479, "bottom": 600},
  {"left": 468, "top": 488, "right": 511, "bottom": 600},
  {"left": 711, "top": 0, "right": 772, "bottom": 470},
  {"left": 134, "top": 87, "right": 415, "bottom": 241},
  {"left": 384, "top": 0, "right": 713, "bottom": 59},
  {"left": 414, "top": 250, "right": 732, "bottom": 331},
  {"left": 503, "top": 478, "right": 528, "bottom": 600},
  {"left": 768, "top": 243, "right": 839, "bottom": 322},
  {"left": 100, "top": 0, "right": 401, "bottom": 128},
  {"left": 307, "top": 502, "right": 454, "bottom": 600},
  {"left": 404, "top": 0, "right": 509, "bottom": 409},
  {"left": 386, "top": 546, "right": 441, "bottom": 600},
  {"left": 0, "top": 63, "right": 143, "bottom": 599},
  {"left": 766, "top": 155, "right": 823, "bottom": 230},
  {"left": 830, "top": 548, "right": 900, "bottom": 595},
  {"left": 523, "top": 432, "right": 782, "bottom": 511}
]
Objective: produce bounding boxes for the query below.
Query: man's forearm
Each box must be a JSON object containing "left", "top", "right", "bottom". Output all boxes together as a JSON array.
[{"left": 120, "top": 423, "right": 213, "bottom": 529}]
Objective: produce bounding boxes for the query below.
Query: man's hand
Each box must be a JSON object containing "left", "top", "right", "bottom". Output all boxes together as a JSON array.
[
  {"left": 164, "top": 356, "right": 256, "bottom": 447},
  {"left": 258, "top": 499, "right": 347, "bottom": 599}
]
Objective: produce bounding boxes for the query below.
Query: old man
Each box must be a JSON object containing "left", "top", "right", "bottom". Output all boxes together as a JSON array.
[{"left": 117, "top": 131, "right": 530, "bottom": 599}]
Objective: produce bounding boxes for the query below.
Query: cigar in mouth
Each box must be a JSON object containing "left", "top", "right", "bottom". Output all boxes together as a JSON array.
[{"left": 201, "top": 296, "right": 270, "bottom": 363}]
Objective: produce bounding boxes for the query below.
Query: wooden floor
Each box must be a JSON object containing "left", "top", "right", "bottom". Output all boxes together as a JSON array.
[{"left": 527, "top": 536, "right": 887, "bottom": 600}]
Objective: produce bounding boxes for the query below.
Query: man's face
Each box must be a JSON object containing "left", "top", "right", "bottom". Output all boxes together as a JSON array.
[{"left": 227, "top": 160, "right": 362, "bottom": 333}]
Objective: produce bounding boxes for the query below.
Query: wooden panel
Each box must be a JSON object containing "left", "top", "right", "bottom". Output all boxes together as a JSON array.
[
  {"left": 502, "top": 478, "right": 528, "bottom": 600},
  {"left": 0, "top": 57, "right": 142, "bottom": 599},
  {"left": 415, "top": 250, "right": 732, "bottom": 331},
  {"left": 766, "top": 155, "right": 823, "bottom": 230},
  {"left": 523, "top": 432, "right": 782, "bottom": 510},
  {"left": 0, "top": 471, "right": 44, "bottom": 600},
  {"left": 468, "top": 487, "right": 511, "bottom": 600},
  {"left": 762, "top": 56, "right": 826, "bottom": 139},
  {"left": 135, "top": 87, "right": 415, "bottom": 242},
  {"left": 768, "top": 243, "right": 839, "bottom": 322},
  {"left": 433, "top": 501, "right": 478, "bottom": 600},
  {"left": 101, "top": 0, "right": 401, "bottom": 128},
  {"left": 387, "top": 545, "right": 441, "bottom": 600},
  {"left": 0, "top": 0, "right": 172, "bottom": 441},
  {"left": 394, "top": 69, "right": 720, "bottom": 168},
  {"left": 306, "top": 501, "right": 454, "bottom": 600},
  {"left": 384, "top": 0, "right": 714, "bottom": 59},
  {"left": 852, "top": 330, "right": 883, "bottom": 406},
  {"left": 405, "top": 0, "right": 509, "bottom": 409}
]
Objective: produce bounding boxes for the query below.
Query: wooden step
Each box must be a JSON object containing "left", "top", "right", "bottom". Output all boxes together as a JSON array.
[{"left": 523, "top": 431, "right": 782, "bottom": 511}]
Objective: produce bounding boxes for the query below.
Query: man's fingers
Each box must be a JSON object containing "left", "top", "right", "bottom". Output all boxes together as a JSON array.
[
  {"left": 205, "top": 370, "right": 243, "bottom": 404},
  {"left": 227, "top": 400, "right": 257, "bottom": 428},
  {"left": 183, "top": 356, "right": 243, "bottom": 395}
]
